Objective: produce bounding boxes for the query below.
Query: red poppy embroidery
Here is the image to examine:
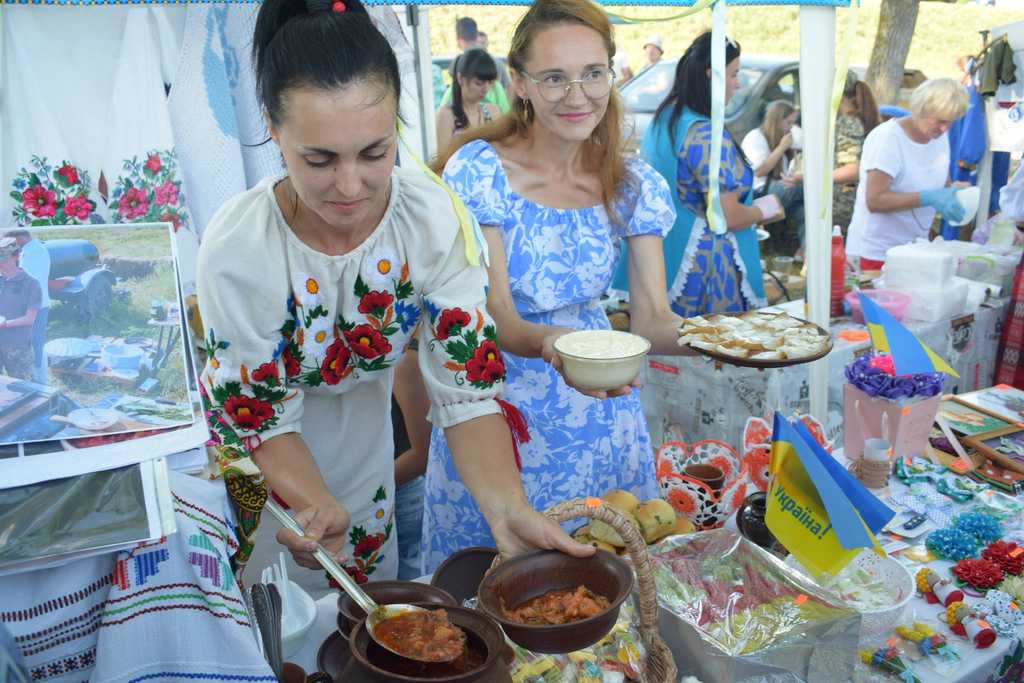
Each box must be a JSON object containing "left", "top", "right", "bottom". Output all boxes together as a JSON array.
[
  {"left": 345, "top": 324, "right": 392, "bottom": 360},
  {"left": 436, "top": 308, "right": 471, "bottom": 340},
  {"left": 428, "top": 305, "right": 505, "bottom": 390},
  {"left": 282, "top": 346, "right": 301, "bottom": 378},
  {"left": 466, "top": 340, "right": 505, "bottom": 384},
  {"left": 22, "top": 186, "right": 57, "bottom": 218},
  {"left": 155, "top": 180, "right": 179, "bottom": 206},
  {"left": 56, "top": 164, "right": 80, "bottom": 185},
  {"left": 353, "top": 534, "right": 383, "bottom": 557},
  {"left": 357, "top": 290, "right": 394, "bottom": 315},
  {"left": 320, "top": 339, "right": 353, "bottom": 384},
  {"left": 145, "top": 153, "right": 163, "bottom": 174},
  {"left": 63, "top": 195, "right": 92, "bottom": 221},
  {"left": 251, "top": 362, "right": 280, "bottom": 384},
  {"left": 117, "top": 187, "right": 149, "bottom": 220},
  {"left": 223, "top": 394, "right": 275, "bottom": 431}
]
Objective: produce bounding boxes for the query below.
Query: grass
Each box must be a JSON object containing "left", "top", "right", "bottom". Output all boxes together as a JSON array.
[
  {"left": 38, "top": 226, "right": 175, "bottom": 261},
  {"left": 46, "top": 260, "right": 187, "bottom": 406},
  {"left": 427, "top": 1, "right": 1022, "bottom": 83}
]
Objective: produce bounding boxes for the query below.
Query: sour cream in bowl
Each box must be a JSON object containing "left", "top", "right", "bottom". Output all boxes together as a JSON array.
[{"left": 552, "top": 330, "right": 651, "bottom": 391}]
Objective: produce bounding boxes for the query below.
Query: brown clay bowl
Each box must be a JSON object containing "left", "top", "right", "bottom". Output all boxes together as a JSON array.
[
  {"left": 430, "top": 547, "right": 499, "bottom": 606},
  {"left": 476, "top": 549, "right": 634, "bottom": 654},
  {"left": 337, "top": 581, "right": 457, "bottom": 636},
  {"left": 349, "top": 603, "right": 508, "bottom": 682}
]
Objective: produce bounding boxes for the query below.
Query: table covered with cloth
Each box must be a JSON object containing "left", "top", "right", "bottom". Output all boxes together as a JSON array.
[{"left": 0, "top": 472, "right": 272, "bottom": 683}]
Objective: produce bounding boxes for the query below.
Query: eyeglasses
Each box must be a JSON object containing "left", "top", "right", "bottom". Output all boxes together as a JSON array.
[{"left": 520, "top": 66, "right": 615, "bottom": 103}]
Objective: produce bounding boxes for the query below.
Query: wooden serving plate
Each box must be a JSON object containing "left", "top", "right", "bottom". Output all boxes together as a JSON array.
[{"left": 682, "top": 313, "right": 833, "bottom": 369}]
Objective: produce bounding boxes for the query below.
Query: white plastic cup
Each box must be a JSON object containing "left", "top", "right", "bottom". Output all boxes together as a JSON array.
[{"left": 864, "top": 438, "right": 892, "bottom": 462}]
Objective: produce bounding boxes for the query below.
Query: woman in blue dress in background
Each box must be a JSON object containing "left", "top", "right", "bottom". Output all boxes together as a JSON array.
[
  {"left": 642, "top": 32, "right": 777, "bottom": 317},
  {"left": 421, "top": 0, "right": 693, "bottom": 572}
]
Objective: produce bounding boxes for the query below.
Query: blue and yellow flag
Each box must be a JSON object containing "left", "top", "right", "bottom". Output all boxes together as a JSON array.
[
  {"left": 766, "top": 414, "right": 895, "bottom": 575},
  {"left": 858, "top": 292, "right": 958, "bottom": 378}
]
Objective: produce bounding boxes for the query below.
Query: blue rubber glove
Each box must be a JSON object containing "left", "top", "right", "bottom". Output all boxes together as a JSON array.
[{"left": 919, "top": 187, "right": 966, "bottom": 223}]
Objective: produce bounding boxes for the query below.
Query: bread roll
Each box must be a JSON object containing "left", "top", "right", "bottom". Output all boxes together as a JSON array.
[
  {"left": 635, "top": 499, "right": 677, "bottom": 544},
  {"left": 601, "top": 489, "right": 640, "bottom": 514},
  {"left": 590, "top": 511, "right": 639, "bottom": 548}
]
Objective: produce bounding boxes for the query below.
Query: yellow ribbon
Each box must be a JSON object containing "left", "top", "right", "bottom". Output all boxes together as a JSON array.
[{"left": 605, "top": 0, "right": 716, "bottom": 24}]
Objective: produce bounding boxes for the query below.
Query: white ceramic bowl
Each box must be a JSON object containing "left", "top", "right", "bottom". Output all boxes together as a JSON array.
[
  {"left": 949, "top": 186, "right": 981, "bottom": 227},
  {"left": 280, "top": 580, "right": 317, "bottom": 659},
  {"left": 553, "top": 330, "right": 650, "bottom": 391}
]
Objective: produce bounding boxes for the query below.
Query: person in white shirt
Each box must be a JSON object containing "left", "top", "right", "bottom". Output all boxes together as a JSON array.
[
  {"left": 741, "top": 100, "right": 804, "bottom": 252},
  {"left": 6, "top": 229, "right": 50, "bottom": 384},
  {"left": 846, "top": 78, "right": 970, "bottom": 270}
]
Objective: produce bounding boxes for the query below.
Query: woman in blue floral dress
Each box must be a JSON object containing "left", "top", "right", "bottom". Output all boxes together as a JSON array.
[
  {"left": 641, "top": 32, "right": 775, "bottom": 318},
  {"left": 421, "top": 0, "right": 692, "bottom": 572}
]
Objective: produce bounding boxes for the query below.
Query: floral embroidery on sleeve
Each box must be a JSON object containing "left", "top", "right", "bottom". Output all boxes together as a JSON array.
[
  {"left": 201, "top": 328, "right": 296, "bottom": 454},
  {"left": 425, "top": 302, "right": 506, "bottom": 389}
]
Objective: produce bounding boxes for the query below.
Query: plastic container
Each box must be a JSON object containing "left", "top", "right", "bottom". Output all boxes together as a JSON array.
[
  {"left": 787, "top": 549, "right": 915, "bottom": 642},
  {"left": 959, "top": 252, "right": 1018, "bottom": 293},
  {"left": 831, "top": 226, "right": 846, "bottom": 317},
  {"left": 883, "top": 243, "right": 956, "bottom": 285},
  {"left": 844, "top": 289, "right": 911, "bottom": 324},
  {"left": 896, "top": 279, "right": 969, "bottom": 322}
]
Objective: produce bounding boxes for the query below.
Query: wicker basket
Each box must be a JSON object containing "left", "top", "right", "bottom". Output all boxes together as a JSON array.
[{"left": 489, "top": 498, "right": 678, "bottom": 683}]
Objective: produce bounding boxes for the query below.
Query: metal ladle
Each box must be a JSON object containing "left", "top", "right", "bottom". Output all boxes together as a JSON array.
[{"left": 264, "top": 500, "right": 465, "bottom": 663}]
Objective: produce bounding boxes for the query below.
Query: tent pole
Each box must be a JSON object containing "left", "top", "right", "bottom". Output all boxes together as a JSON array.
[
  {"left": 798, "top": 5, "right": 836, "bottom": 424},
  {"left": 406, "top": 4, "right": 437, "bottom": 161}
]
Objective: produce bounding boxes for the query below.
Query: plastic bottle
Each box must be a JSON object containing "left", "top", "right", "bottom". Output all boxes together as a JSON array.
[{"left": 831, "top": 226, "right": 846, "bottom": 318}]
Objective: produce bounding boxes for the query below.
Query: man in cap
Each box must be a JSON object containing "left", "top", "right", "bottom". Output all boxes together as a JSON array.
[
  {"left": 6, "top": 229, "right": 50, "bottom": 384},
  {"left": 643, "top": 35, "right": 664, "bottom": 69},
  {"left": 0, "top": 237, "right": 41, "bottom": 381}
]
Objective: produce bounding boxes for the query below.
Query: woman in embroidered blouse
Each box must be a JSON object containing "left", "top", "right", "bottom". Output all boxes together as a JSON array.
[
  {"left": 422, "top": 0, "right": 691, "bottom": 573},
  {"left": 435, "top": 48, "right": 501, "bottom": 154},
  {"left": 198, "top": 0, "right": 590, "bottom": 589},
  {"left": 644, "top": 32, "right": 777, "bottom": 317}
]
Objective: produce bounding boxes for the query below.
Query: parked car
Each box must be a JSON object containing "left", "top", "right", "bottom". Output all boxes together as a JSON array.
[
  {"left": 620, "top": 55, "right": 858, "bottom": 150},
  {"left": 44, "top": 239, "right": 117, "bottom": 321}
]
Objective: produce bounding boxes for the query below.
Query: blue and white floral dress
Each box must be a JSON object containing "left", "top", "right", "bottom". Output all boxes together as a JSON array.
[{"left": 420, "top": 140, "right": 675, "bottom": 572}]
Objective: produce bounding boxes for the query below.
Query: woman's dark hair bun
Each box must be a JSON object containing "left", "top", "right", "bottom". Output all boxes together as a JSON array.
[{"left": 253, "top": 0, "right": 399, "bottom": 125}]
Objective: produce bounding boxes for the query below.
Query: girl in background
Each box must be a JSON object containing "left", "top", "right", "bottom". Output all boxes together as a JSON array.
[{"left": 435, "top": 48, "right": 501, "bottom": 153}]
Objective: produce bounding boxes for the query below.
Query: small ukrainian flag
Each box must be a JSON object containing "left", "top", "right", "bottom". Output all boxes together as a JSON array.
[{"left": 858, "top": 292, "right": 958, "bottom": 378}]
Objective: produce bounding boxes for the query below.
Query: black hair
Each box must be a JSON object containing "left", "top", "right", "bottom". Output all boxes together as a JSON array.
[
  {"left": 456, "top": 16, "right": 478, "bottom": 43},
  {"left": 450, "top": 48, "right": 498, "bottom": 131},
  {"left": 653, "top": 31, "right": 742, "bottom": 146},
  {"left": 253, "top": 0, "right": 401, "bottom": 127}
]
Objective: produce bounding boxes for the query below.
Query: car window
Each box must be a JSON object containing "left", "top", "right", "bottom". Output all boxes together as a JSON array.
[
  {"left": 755, "top": 69, "right": 799, "bottom": 117},
  {"left": 724, "top": 66, "right": 766, "bottom": 118},
  {"left": 620, "top": 62, "right": 676, "bottom": 112}
]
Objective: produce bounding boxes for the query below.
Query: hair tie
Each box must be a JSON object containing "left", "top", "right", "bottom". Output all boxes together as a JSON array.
[{"left": 332, "top": 1, "right": 346, "bottom": 12}]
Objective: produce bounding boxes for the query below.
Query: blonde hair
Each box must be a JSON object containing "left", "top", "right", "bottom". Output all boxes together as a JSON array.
[
  {"left": 431, "top": 0, "right": 626, "bottom": 224},
  {"left": 760, "top": 100, "right": 795, "bottom": 180},
  {"left": 909, "top": 78, "right": 969, "bottom": 121}
]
